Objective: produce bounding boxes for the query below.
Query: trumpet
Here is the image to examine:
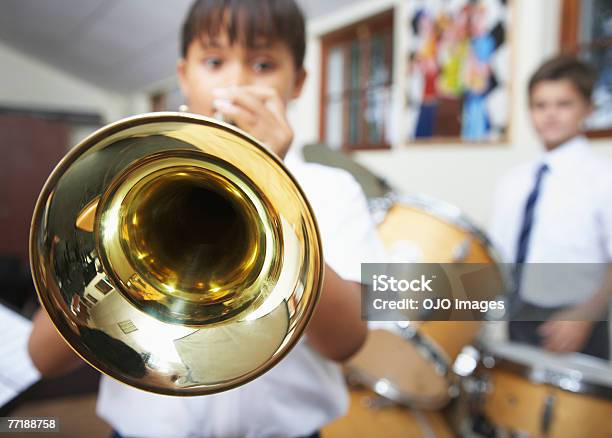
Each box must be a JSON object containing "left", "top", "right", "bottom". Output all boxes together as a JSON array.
[{"left": 29, "top": 112, "right": 323, "bottom": 396}]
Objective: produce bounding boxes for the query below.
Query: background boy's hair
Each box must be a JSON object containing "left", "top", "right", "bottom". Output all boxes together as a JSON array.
[
  {"left": 528, "top": 54, "right": 597, "bottom": 102},
  {"left": 181, "top": 0, "right": 306, "bottom": 70}
]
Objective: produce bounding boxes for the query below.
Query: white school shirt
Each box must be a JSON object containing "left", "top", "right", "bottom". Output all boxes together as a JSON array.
[
  {"left": 96, "top": 153, "right": 386, "bottom": 438},
  {"left": 489, "top": 136, "right": 612, "bottom": 307}
]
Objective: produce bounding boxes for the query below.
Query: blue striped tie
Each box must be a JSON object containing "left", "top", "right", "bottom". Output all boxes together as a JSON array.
[{"left": 514, "top": 163, "right": 549, "bottom": 290}]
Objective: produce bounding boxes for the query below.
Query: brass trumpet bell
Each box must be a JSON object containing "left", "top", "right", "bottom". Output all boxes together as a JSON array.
[{"left": 29, "top": 112, "right": 323, "bottom": 396}]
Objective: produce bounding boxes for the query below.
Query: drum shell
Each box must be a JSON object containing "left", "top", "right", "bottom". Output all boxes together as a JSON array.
[
  {"left": 322, "top": 389, "right": 453, "bottom": 438},
  {"left": 476, "top": 342, "right": 612, "bottom": 438},
  {"left": 349, "top": 195, "right": 503, "bottom": 409}
]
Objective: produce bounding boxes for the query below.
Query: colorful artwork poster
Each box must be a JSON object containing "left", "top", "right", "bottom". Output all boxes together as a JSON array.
[
  {"left": 405, "top": 0, "right": 511, "bottom": 143},
  {"left": 577, "top": 0, "right": 612, "bottom": 133}
]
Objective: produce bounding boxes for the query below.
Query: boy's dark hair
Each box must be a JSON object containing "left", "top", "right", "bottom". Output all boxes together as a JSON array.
[
  {"left": 528, "top": 55, "right": 597, "bottom": 102},
  {"left": 181, "top": 0, "right": 306, "bottom": 70}
]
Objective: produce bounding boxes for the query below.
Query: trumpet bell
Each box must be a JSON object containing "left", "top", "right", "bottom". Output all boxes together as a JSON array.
[{"left": 30, "top": 113, "right": 323, "bottom": 396}]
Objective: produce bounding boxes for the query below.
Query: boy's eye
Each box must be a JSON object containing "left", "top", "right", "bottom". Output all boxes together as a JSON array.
[
  {"left": 252, "top": 60, "right": 275, "bottom": 73},
  {"left": 203, "top": 57, "right": 223, "bottom": 69}
]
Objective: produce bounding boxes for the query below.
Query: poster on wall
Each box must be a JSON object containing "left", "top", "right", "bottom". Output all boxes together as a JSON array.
[
  {"left": 561, "top": 0, "right": 612, "bottom": 136},
  {"left": 404, "top": 0, "right": 512, "bottom": 143}
]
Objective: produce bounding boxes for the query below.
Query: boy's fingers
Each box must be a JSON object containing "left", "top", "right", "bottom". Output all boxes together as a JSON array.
[
  {"left": 541, "top": 322, "right": 585, "bottom": 353},
  {"left": 213, "top": 86, "right": 293, "bottom": 157},
  {"left": 214, "top": 89, "right": 263, "bottom": 116},
  {"left": 237, "top": 86, "right": 287, "bottom": 118},
  {"left": 539, "top": 322, "right": 563, "bottom": 350},
  {"left": 537, "top": 321, "right": 553, "bottom": 336},
  {"left": 215, "top": 87, "right": 286, "bottom": 127},
  {"left": 543, "top": 333, "right": 565, "bottom": 351},
  {"left": 214, "top": 101, "right": 257, "bottom": 129}
]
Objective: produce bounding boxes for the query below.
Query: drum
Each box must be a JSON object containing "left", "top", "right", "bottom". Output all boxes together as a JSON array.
[
  {"left": 373, "top": 194, "right": 498, "bottom": 264},
  {"left": 322, "top": 389, "right": 453, "bottom": 438},
  {"left": 475, "top": 342, "right": 612, "bottom": 438},
  {"left": 348, "top": 194, "right": 505, "bottom": 409}
]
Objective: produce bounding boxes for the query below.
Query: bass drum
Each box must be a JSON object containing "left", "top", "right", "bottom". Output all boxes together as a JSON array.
[
  {"left": 475, "top": 341, "right": 612, "bottom": 438},
  {"left": 348, "top": 194, "right": 506, "bottom": 409},
  {"left": 322, "top": 389, "right": 453, "bottom": 438}
]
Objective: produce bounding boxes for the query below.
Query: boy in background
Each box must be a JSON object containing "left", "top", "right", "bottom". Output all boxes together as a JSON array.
[
  {"left": 28, "top": 1, "right": 385, "bottom": 436},
  {"left": 490, "top": 55, "right": 612, "bottom": 359}
]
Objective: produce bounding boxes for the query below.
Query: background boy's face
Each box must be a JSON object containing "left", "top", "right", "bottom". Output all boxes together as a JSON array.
[
  {"left": 177, "top": 31, "right": 306, "bottom": 117},
  {"left": 529, "top": 79, "right": 592, "bottom": 150}
]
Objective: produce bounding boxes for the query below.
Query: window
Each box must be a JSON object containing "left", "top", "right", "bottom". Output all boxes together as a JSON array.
[
  {"left": 94, "top": 278, "right": 113, "bottom": 295},
  {"left": 561, "top": 0, "right": 612, "bottom": 137},
  {"left": 320, "top": 10, "right": 394, "bottom": 151}
]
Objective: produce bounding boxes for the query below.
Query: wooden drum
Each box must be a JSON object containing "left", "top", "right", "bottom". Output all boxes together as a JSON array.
[
  {"left": 476, "top": 342, "right": 612, "bottom": 438},
  {"left": 322, "top": 389, "right": 453, "bottom": 438},
  {"left": 348, "top": 194, "right": 505, "bottom": 409}
]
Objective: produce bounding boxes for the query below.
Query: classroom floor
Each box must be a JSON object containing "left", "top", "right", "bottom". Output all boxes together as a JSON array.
[{"left": 9, "top": 394, "right": 112, "bottom": 438}]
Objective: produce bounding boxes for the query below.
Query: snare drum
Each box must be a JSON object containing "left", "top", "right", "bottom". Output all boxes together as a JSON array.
[
  {"left": 348, "top": 194, "right": 506, "bottom": 409},
  {"left": 476, "top": 342, "right": 612, "bottom": 438}
]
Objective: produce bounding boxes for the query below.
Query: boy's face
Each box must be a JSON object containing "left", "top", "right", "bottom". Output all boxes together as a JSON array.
[
  {"left": 529, "top": 79, "right": 592, "bottom": 150},
  {"left": 177, "top": 31, "right": 306, "bottom": 117}
]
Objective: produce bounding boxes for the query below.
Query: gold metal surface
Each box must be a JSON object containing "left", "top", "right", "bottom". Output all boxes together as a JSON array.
[{"left": 29, "top": 112, "right": 323, "bottom": 396}]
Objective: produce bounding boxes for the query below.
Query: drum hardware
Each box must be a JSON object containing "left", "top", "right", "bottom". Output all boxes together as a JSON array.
[
  {"left": 452, "top": 237, "right": 472, "bottom": 262},
  {"left": 368, "top": 192, "right": 398, "bottom": 225},
  {"left": 322, "top": 388, "right": 454, "bottom": 438},
  {"left": 411, "top": 409, "right": 438, "bottom": 438},
  {"left": 479, "top": 350, "right": 612, "bottom": 399},
  {"left": 470, "top": 341, "right": 612, "bottom": 438},
  {"left": 350, "top": 194, "right": 507, "bottom": 413},
  {"left": 453, "top": 345, "right": 480, "bottom": 378},
  {"left": 541, "top": 393, "right": 556, "bottom": 435},
  {"left": 396, "top": 324, "right": 452, "bottom": 378},
  {"left": 361, "top": 391, "right": 400, "bottom": 410}
]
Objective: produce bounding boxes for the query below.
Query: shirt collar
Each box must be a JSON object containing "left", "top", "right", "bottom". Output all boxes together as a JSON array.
[{"left": 541, "top": 135, "right": 589, "bottom": 173}]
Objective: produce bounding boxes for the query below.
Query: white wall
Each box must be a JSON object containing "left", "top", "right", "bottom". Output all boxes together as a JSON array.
[
  {"left": 290, "top": 0, "right": 612, "bottom": 228},
  {"left": 0, "top": 41, "right": 138, "bottom": 125}
]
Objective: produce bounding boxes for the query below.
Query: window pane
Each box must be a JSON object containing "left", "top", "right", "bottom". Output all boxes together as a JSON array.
[
  {"left": 369, "top": 34, "right": 389, "bottom": 86},
  {"left": 367, "top": 32, "right": 391, "bottom": 144},
  {"left": 366, "top": 86, "right": 388, "bottom": 143},
  {"left": 326, "top": 46, "right": 344, "bottom": 97},
  {"left": 349, "top": 91, "right": 360, "bottom": 145},
  {"left": 349, "top": 41, "right": 361, "bottom": 145},
  {"left": 325, "top": 45, "right": 345, "bottom": 148},
  {"left": 579, "top": 0, "right": 612, "bottom": 43},
  {"left": 578, "top": 0, "right": 612, "bottom": 131},
  {"left": 350, "top": 40, "right": 360, "bottom": 90},
  {"left": 325, "top": 98, "right": 343, "bottom": 149}
]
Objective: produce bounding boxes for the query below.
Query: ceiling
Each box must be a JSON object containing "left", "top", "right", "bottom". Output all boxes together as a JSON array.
[{"left": 0, "top": 0, "right": 355, "bottom": 93}]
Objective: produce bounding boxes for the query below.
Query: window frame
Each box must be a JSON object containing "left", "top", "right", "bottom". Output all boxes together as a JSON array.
[{"left": 319, "top": 9, "right": 394, "bottom": 152}]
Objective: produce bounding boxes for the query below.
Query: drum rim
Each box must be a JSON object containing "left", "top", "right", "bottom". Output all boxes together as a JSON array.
[
  {"left": 481, "top": 349, "right": 612, "bottom": 399},
  {"left": 378, "top": 193, "right": 501, "bottom": 261},
  {"left": 370, "top": 192, "right": 514, "bottom": 297},
  {"left": 346, "top": 323, "right": 456, "bottom": 409}
]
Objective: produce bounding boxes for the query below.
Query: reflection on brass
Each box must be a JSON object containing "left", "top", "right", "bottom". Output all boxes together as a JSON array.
[
  {"left": 75, "top": 197, "right": 100, "bottom": 232},
  {"left": 30, "top": 112, "right": 323, "bottom": 396}
]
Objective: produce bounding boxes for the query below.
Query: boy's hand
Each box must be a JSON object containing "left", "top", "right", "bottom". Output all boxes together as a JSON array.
[
  {"left": 212, "top": 86, "right": 294, "bottom": 159},
  {"left": 538, "top": 311, "right": 594, "bottom": 353}
]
